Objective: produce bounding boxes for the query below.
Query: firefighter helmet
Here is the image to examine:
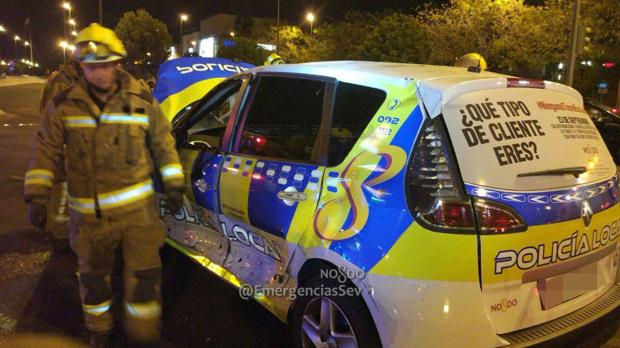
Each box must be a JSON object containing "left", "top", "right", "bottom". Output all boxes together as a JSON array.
[
  {"left": 75, "top": 23, "right": 127, "bottom": 63},
  {"left": 454, "top": 53, "right": 488, "bottom": 71},
  {"left": 264, "top": 53, "right": 284, "bottom": 66}
]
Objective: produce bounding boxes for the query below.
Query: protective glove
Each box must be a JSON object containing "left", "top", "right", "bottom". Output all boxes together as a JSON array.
[
  {"left": 28, "top": 202, "right": 47, "bottom": 229},
  {"left": 165, "top": 188, "right": 184, "bottom": 215}
]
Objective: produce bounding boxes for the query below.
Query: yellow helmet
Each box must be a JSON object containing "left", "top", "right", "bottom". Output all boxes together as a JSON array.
[
  {"left": 264, "top": 53, "right": 284, "bottom": 66},
  {"left": 75, "top": 23, "right": 127, "bottom": 63},
  {"left": 454, "top": 53, "right": 488, "bottom": 71}
]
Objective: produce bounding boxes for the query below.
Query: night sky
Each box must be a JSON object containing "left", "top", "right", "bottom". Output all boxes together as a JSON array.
[{"left": 1, "top": 0, "right": 430, "bottom": 70}]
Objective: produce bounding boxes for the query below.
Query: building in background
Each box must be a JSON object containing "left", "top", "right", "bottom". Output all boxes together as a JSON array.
[{"left": 173, "top": 13, "right": 275, "bottom": 59}]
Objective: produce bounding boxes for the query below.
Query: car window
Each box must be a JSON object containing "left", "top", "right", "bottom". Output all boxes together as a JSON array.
[
  {"left": 183, "top": 79, "right": 244, "bottom": 149},
  {"left": 236, "top": 76, "right": 326, "bottom": 162},
  {"left": 328, "top": 82, "right": 386, "bottom": 166}
]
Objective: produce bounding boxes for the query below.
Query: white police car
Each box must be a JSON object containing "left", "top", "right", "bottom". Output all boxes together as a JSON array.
[{"left": 157, "top": 61, "right": 620, "bottom": 347}]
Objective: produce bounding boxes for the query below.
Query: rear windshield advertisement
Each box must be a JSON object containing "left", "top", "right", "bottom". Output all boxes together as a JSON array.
[{"left": 442, "top": 88, "right": 615, "bottom": 191}]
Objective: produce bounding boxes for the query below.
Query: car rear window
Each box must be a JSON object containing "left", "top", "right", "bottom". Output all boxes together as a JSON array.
[
  {"left": 441, "top": 87, "right": 616, "bottom": 191},
  {"left": 327, "top": 82, "right": 386, "bottom": 166}
]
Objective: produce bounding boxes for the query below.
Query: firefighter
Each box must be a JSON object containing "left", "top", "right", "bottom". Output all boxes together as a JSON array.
[
  {"left": 264, "top": 53, "right": 285, "bottom": 65},
  {"left": 24, "top": 23, "right": 184, "bottom": 347},
  {"left": 39, "top": 61, "right": 82, "bottom": 248}
]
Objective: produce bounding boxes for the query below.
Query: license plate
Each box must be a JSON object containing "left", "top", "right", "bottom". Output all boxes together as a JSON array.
[{"left": 537, "top": 262, "right": 600, "bottom": 309}]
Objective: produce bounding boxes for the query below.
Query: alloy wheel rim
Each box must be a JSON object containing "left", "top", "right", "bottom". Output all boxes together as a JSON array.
[{"left": 301, "top": 297, "right": 358, "bottom": 348}]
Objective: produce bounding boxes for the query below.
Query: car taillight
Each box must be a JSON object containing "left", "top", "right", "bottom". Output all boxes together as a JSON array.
[
  {"left": 474, "top": 199, "right": 526, "bottom": 234},
  {"left": 421, "top": 200, "right": 474, "bottom": 228},
  {"left": 408, "top": 120, "right": 475, "bottom": 232}
]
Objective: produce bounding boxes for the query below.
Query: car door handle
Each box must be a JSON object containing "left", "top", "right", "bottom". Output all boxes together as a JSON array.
[{"left": 277, "top": 191, "right": 307, "bottom": 202}]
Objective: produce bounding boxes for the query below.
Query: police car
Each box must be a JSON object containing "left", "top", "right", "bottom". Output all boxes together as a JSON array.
[{"left": 156, "top": 61, "right": 620, "bottom": 347}]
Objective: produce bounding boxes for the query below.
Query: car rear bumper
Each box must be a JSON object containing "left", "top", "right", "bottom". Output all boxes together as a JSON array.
[{"left": 499, "top": 283, "right": 620, "bottom": 347}]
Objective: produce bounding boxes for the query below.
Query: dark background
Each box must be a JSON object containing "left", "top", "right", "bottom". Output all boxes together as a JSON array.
[{"left": 0, "top": 0, "right": 437, "bottom": 70}]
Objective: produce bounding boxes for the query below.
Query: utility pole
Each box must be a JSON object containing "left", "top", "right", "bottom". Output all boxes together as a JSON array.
[
  {"left": 28, "top": 30, "right": 33, "bottom": 64},
  {"left": 566, "top": 0, "right": 580, "bottom": 87},
  {"left": 99, "top": 0, "right": 103, "bottom": 25},
  {"left": 276, "top": 0, "right": 280, "bottom": 53}
]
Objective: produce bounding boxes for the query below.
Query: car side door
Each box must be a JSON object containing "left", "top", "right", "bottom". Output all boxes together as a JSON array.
[
  {"left": 163, "top": 77, "right": 250, "bottom": 266},
  {"left": 217, "top": 74, "right": 332, "bottom": 287}
]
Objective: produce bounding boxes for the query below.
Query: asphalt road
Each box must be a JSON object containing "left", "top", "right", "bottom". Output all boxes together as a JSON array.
[{"left": 0, "top": 78, "right": 618, "bottom": 348}]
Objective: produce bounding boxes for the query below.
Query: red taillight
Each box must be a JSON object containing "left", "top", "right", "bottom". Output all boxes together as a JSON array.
[
  {"left": 602, "top": 62, "right": 615, "bottom": 68},
  {"left": 422, "top": 201, "right": 474, "bottom": 228},
  {"left": 409, "top": 120, "right": 475, "bottom": 233},
  {"left": 474, "top": 200, "right": 526, "bottom": 234},
  {"left": 507, "top": 77, "right": 545, "bottom": 89}
]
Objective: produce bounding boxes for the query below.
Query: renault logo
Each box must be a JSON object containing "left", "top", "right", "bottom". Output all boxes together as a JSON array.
[{"left": 581, "top": 200, "right": 593, "bottom": 227}]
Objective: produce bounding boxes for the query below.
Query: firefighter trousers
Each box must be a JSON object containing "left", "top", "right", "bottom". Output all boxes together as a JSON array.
[{"left": 69, "top": 198, "right": 165, "bottom": 343}]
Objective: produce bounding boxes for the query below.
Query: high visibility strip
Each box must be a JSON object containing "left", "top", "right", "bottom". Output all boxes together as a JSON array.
[
  {"left": 25, "top": 169, "right": 55, "bottom": 187},
  {"left": 100, "top": 114, "right": 149, "bottom": 126},
  {"left": 25, "top": 178, "right": 54, "bottom": 187},
  {"left": 68, "top": 179, "right": 154, "bottom": 214},
  {"left": 83, "top": 300, "right": 112, "bottom": 317},
  {"left": 62, "top": 116, "right": 97, "bottom": 128},
  {"left": 26, "top": 169, "right": 55, "bottom": 178},
  {"left": 125, "top": 300, "right": 161, "bottom": 320},
  {"left": 97, "top": 179, "right": 154, "bottom": 210},
  {"left": 160, "top": 163, "right": 183, "bottom": 181},
  {"left": 68, "top": 196, "right": 96, "bottom": 214}
]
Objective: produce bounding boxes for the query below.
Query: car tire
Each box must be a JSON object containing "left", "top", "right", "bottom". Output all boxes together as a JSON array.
[{"left": 291, "top": 274, "right": 382, "bottom": 348}]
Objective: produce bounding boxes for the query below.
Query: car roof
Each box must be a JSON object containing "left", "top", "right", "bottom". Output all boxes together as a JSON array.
[
  {"left": 254, "top": 60, "right": 505, "bottom": 87},
  {"left": 254, "top": 61, "right": 582, "bottom": 118}
]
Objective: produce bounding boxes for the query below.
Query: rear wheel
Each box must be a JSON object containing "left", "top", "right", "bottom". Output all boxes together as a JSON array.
[{"left": 291, "top": 275, "right": 381, "bottom": 348}]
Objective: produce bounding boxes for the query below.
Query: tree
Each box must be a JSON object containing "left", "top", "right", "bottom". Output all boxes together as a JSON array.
[
  {"left": 115, "top": 9, "right": 172, "bottom": 78},
  {"left": 578, "top": 0, "right": 620, "bottom": 105},
  {"left": 262, "top": 25, "right": 317, "bottom": 63},
  {"left": 361, "top": 13, "right": 430, "bottom": 64},
  {"left": 417, "top": 0, "right": 569, "bottom": 76},
  {"left": 310, "top": 12, "right": 381, "bottom": 61}
]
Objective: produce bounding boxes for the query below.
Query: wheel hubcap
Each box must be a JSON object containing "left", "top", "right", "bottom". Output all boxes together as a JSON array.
[{"left": 300, "top": 297, "right": 358, "bottom": 348}]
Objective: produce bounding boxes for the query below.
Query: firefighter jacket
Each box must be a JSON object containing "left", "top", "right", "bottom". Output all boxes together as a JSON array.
[
  {"left": 40, "top": 62, "right": 81, "bottom": 112},
  {"left": 25, "top": 69, "right": 184, "bottom": 221}
]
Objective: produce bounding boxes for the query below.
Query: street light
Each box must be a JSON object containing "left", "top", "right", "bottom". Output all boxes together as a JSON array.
[
  {"left": 230, "top": 32, "right": 235, "bottom": 38},
  {"left": 179, "top": 14, "right": 188, "bottom": 53},
  {"left": 59, "top": 40, "right": 68, "bottom": 63},
  {"left": 62, "top": 2, "right": 72, "bottom": 40},
  {"left": 306, "top": 12, "right": 315, "bottom": 36},
  {"left": 71, "top": 30, "right": 78, "bottom": 36},
  {"left": 23, "top": 41, "right": 30, "bottom": 60},
  {"left": 0, "top": 25, "right": 6, "bottom": 60},
  {"left": 14, "top": 35, "right": 20, "bottom": 59}
]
